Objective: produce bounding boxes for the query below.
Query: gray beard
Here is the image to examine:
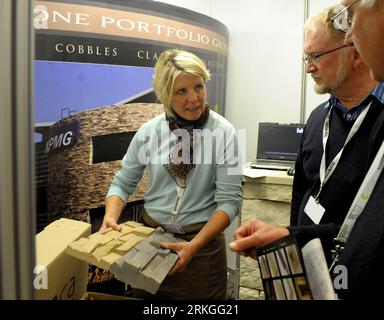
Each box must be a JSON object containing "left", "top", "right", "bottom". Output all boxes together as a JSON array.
[{"left": 313, "top": 57, "right": 349, "bottom": 95}]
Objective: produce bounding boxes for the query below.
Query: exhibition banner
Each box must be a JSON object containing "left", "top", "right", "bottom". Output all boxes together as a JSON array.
[
  {"left": 33, "top": 0, "right": 229, "bottom": 233},
  {"left": 33, "top": 0, "right": 229, "bottom": 124}
]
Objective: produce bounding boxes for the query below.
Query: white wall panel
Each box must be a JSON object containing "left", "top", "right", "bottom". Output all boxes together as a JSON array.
[
  {"left": 209, "top": 0, "right": 304, "bottom": 162},
  {"left": 152, "top": 0, "right": 341, "bottom": 159}
]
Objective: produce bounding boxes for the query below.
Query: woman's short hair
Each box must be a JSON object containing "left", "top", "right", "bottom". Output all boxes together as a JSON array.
[{"left": 153, "top": 49, "right": 210, "bottom": 117}]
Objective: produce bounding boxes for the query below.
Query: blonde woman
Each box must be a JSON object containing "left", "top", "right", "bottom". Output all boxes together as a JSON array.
[{"left": 101, "top": 49, "right": 242, "bottom": 299}]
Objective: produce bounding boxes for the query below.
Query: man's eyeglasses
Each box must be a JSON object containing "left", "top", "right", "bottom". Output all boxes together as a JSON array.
[
  {"left": 331, "top": 0, "right": 361, "bottom": 33},
  {"left": 302, "top": 44, "right": 350, "bottom": 65}
]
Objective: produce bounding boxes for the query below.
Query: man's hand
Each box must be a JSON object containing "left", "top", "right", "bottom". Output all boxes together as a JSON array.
[{"left": 229, "top": 218, "right": 289, "bottom": 259}]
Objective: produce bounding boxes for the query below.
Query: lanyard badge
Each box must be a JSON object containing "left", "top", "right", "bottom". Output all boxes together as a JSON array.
[
  {"left": 305, "top": 102, "right": 372, "bottom": 225},
  {"left": 162, "top": 185, "right": 186, "bottom": 234}
]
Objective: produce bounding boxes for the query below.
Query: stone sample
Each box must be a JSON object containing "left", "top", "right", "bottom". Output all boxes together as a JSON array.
[
  {"left": 110, "top": 227, "right": 185, "bottom": 294},
  {"left": 66, "top": 221, "right": 153, "bottom": 269},
  {"left": 66, "top": 220, "right": 184, "bottom": 295}
]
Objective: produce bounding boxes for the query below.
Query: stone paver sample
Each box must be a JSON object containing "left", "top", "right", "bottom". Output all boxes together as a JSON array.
[{"left": 65, "top": 221, "right": 185, "bottom": 294}]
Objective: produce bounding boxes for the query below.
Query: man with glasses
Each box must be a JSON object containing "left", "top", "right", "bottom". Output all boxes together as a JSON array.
[
  {"left": 321, "top": 0, "right": 384, "bottom": 299},
  {"left": 230, "top": 6, "right": 384, "bottom": 299},
  {"left": 289, "top": 4, "right": 378, "bottom": 259},
  {"left": 332, "top": 0, "right": 384, "bottom": 81}
]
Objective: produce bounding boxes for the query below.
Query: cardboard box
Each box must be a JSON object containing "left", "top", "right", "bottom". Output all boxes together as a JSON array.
[
  {"left": 81, "top": 292, "right": 138, "bottom": 300},
  {"left": 34, "top": 218, "right": 91, "bottom": 299}
]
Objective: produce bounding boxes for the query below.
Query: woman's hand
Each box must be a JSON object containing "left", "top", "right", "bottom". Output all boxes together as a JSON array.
[
  {"left": 160, "top": 241, "right": 197, "bottom": 275},
  {"left": 99, "top": 217, "right": 122, "bottom": 233},
  {"left": 100, "top": 196, "right": 125, "bottom": 232}
]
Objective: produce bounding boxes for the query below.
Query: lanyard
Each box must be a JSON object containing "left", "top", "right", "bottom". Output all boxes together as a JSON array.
[
  {"left": 171, "top": 181, "right": 185, "bottom": 224},
  {"left": 330, "top": 138, "right": 384, "bottom": 270},
  {"left": 316, "top": 101, "right": 372, "bottom": 201}
]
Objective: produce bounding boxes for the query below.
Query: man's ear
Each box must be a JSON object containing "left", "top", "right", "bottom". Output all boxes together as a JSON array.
[{"left": 352, "top": 47, "right": 364, "bottom": 68}]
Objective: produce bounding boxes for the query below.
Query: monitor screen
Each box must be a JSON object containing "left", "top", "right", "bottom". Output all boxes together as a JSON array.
[{"left": 257, "top": 123, "right": 304, "bottom": 161}]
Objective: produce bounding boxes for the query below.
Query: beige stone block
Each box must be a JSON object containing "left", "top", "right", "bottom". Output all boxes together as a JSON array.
[
  {"left": 76, "top": 240, "right": 100, "bottom": 255},
  {"left": 132, "top": 226, "right": 155, "bottom": 237},
  {"left": 120, "top": 225, "right": 135, "bottom": 235},
  {"left": 91, "top": 239, "right": 122, "bottom": 261},
  {"left": 106, "top": 230, "right": 124, "bottom": 240},
  {"left": 239, "top": 267, "right": 263, "bottom": 291},
  {"left": 124, "top": 221, "right": 143, "bottom": 228},
  {"left": 68, "top": 237, "right": 89, "bottom": 248},
  {"left": 99, "top": 252, "right": 123, "bottom": 270},
  {"left": 65, "top": 238, "right": 91, "bottom": 260},
  {"left": 98, "top": 232, "right": 116, "bottom": 244},
  {"left": 88, "top": 232, "right": 113, "bottom": 245},
  {"left": 239, "top": 287, "right": 260, "bottom": 300},
  {"left": 87, "top": 255, "right": 98, "bottom": 266},
  {"left": 115, "top": 234, "right": 145, "bottom": 253},
  {"left": 241, "top": 199, "right": 290, "bottom": 227},
  {"left": 240, "top": 256, "right": 259, "bottom": 269},
  {"left": 243, "top": 182, "right": 292, "bottom": 203},
  {"left": 118, "top": 232, "right": 143, "bottom": 242},
  {"left": 99, "top": 227, "right": 113, "bottom": 234}
]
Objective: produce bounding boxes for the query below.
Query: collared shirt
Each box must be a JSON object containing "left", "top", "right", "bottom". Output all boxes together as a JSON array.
[
  {"left": 327, "top": 81, "right": 384, "bottom": 121},
  {"left": 371, "top": 81, "right": 384, "bottom": 104}
]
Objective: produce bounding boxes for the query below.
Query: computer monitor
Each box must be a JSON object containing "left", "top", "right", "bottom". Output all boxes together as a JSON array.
[{"left": 257, "top": 123, "right": 304, "bottom": 162}]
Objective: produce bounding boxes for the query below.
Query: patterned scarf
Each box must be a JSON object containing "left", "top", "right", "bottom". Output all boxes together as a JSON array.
[{"left": 164, "top": 105, "right": 210, "bottom": 186}]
